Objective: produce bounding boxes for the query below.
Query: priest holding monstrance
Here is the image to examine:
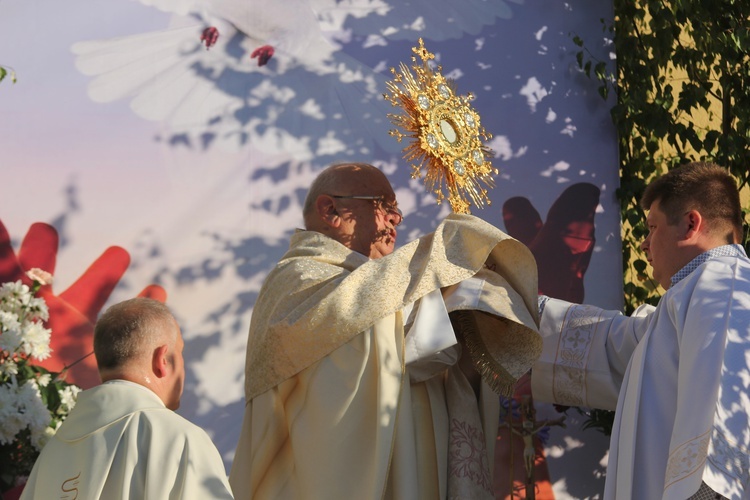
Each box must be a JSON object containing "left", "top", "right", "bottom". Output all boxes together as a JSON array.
[{"left": 229, "top": 40, "right": 542, "bottom": 499}]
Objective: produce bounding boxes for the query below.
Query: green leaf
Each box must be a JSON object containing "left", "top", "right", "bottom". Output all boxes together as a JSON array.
[
  {"left": 633, "top": 259, "right": 648, "bottom": 273},
  {"left": 0, "top": 66, "right": 16, "bottom": 85}
]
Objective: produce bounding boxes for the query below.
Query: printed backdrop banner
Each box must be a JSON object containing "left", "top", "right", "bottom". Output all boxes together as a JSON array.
[{"left": 1, "top": 0, "right": 618, "bottom": 497}]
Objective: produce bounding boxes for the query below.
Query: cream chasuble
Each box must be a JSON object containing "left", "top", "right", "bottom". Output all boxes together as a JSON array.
[
  {"left": 230, "top": 214, "right": 542, "bottom": 499},
  {"left": 20, "top": 380, "right": 234, "bottom": 500},
  {"left": 532, "top": 253, "right": 750, "bottom": 500}
]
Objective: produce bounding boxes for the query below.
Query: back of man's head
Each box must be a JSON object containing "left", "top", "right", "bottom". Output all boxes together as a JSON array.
[
  {"left": 641, "top": 161, "right": 743, "bottom": 243},
  {"left": 94, "top": 298, "right": 176, "bottom": 377}
]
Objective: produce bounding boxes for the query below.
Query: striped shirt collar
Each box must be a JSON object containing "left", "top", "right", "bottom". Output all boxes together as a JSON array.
[{"left": 670, "top": 244, "right": 747, "bottom": 287}]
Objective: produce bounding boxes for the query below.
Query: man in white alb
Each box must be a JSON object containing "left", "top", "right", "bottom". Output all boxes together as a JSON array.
[
  {"left": 21, "top": 297, "right": 234, "bottom": 499},
  {"left": 532, "top": 162, "right": 750, "bottom": 500}
]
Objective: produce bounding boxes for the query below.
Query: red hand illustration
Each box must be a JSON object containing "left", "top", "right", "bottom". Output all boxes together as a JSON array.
[
  {"left": 503, "top": 183, "right": 600, "bottom": 303},
  {"left": 0, "top": 220, "right": 166, "bottom": 389}
]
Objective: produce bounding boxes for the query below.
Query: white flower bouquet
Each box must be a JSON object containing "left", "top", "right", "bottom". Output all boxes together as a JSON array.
[{"left": 0, "top": 269, "right": 81, "bottom": 492}]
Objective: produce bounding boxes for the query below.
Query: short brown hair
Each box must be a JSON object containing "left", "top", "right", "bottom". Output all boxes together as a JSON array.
[
  {"left": 641, "top": 162, "right": 742, "bottom": 240},
  {"left": 94, "top": 298, "right": 175, "bottom": 370}
]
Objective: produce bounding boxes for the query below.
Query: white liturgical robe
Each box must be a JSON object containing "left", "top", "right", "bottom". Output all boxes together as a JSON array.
[
  {"left": 20, "top": 380, "right": 234, "bottom": 500},
  {"left": 230, "top": 214, "right": 542, "bottom": 500},
  {"left": 532, "top": 247, "right": 750, "bottom": 500}
]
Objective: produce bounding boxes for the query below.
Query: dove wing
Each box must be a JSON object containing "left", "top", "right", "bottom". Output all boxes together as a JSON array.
[{"left": 72, "top": 22, "right": 247, "bottom": 127}]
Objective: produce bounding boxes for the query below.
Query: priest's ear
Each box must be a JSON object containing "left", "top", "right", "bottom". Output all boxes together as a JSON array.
[
  {"left": 151, "top": 344, "right": 170, "bottom": 379},
  {"left": 316, "top": 195, "right": 341, "bottom": 228}
]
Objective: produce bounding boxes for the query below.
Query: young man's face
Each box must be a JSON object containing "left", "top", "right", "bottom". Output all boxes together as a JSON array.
[{"left": 640, "top": 199, "right": 687, "bottom": 289}]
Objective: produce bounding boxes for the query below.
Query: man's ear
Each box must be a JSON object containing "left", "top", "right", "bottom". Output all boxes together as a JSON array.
[
  {"left": 684, "top": 210, "right": 703, "bottom": 240},
  {"left": 152, "top": 344, "right": 169, "bottom": 379},
  {"left": 316, "top": 195, "right": 340, "bottom": 228}
]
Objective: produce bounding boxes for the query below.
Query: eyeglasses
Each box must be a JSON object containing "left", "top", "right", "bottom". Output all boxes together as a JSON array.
[{"left": 330, "top": 195, "right": 403, "bottom": 226}]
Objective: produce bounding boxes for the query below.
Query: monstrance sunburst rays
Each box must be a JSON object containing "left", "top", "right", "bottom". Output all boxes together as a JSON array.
[{"left": 383, "top": 38, "right": 497, "bottom": 214}]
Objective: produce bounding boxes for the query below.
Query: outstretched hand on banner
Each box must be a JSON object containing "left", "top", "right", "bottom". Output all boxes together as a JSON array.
[
  {"left": 502, "top": 183, "right": 600, "bottom": 304},
  {"left": 0, "top": 220, "right": 166, "bottom": 388}
]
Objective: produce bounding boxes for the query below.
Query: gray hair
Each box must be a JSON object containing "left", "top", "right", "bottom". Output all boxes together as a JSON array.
[{"left": 94, "top": 298, "right": 176, "bottom": 371}]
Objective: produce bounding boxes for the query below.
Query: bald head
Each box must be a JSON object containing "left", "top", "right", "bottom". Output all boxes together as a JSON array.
[
  {"left": 302, "top": 163, "right": 385, "bottom": 225},
  {"left": 303, "top": 163, "right": 400, "bottom": 259}
]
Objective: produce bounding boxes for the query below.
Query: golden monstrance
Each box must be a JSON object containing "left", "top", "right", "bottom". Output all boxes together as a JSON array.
[{"left": 383, "top": 39, "right": 497, "bottom": 214}]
